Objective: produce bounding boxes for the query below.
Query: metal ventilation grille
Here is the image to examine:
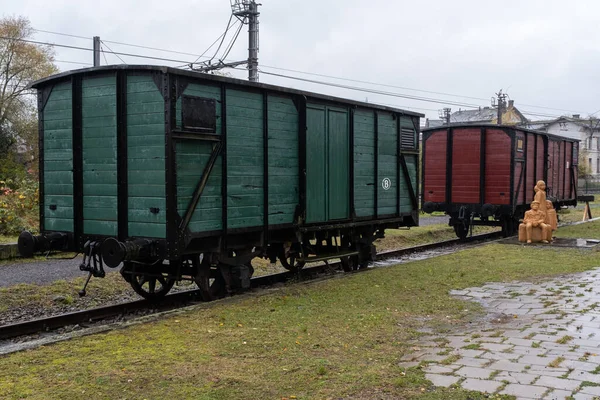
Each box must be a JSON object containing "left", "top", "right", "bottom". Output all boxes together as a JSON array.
[{"left": 401, "top": 127, "right": 415, "bottom": 149}]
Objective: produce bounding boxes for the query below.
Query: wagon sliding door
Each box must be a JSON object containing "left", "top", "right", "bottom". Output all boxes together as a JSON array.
[{"left": 305, "top": 104, "right": 349, "bottom": 223}]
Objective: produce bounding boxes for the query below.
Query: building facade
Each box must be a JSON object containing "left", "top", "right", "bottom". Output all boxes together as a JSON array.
[{"left": 526, "top": 116, "right": 600, "bottom": 177}]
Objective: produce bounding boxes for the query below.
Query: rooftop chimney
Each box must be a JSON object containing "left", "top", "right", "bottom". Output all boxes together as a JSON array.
[
  {"left": 573, "top": 114, "right": 580, "bottom": 119},
  {"left": 508, "top": 100, "right": 514, "bottom": 108}
]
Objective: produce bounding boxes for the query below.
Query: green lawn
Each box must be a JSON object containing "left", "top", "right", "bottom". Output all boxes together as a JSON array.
[
  {"left": 0, "top": 235, "right": 17, "bottom": 244},
  {"left": 0, "top": 221, "right": 598, "bottom": 399}
]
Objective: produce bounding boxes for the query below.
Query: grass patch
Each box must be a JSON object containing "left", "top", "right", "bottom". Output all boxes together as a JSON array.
[
  {"left": 0, "top": 224, "right": 599, "bottom": 398},
  {"left": 555, "top": 217, "right": 600, "bottom": 238},
  {"left": 440, "top": 354, "right": 461, "bottom": 365},
  {"left": 548, "top": 357, "right": 565, "bottom": 368},
  {"left": 0, "top": 270, "right": 139, "bottom": 314},
  {"left": 0, "top": 235, "right": 17, "bottom": 244},
  {"left": 581, "top": 381, "right": 600, "bottom": 387},
  {"left": 461, "top": 343, "right": 481, "bottom": 350},
  {"left": 375, "top": 223, "right": 498, "bottom": 251},
  {"left": 556, "top": 335, "right": 574, "bottom": 344},
  {"left": 531, "top": 342, "right": 541, "bottom": 348}
]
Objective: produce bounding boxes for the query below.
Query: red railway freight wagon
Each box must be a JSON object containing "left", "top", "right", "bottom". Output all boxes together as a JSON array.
[{"left": 421, "top": 124, "right": 579, "bottom": 238}]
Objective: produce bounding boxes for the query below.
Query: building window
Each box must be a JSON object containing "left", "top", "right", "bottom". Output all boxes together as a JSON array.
[
  {"left": 590, "top": 158, "right": 593, "bottom": 172},
  {"left": 597, "top": 158, "right": 600, "bottom": 174},
  {"left": 597, "top": 137, "right": 600, "bottom": 150}
]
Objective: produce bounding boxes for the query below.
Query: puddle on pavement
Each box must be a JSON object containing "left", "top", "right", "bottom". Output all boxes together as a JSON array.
[{"left": 401, "top": 267, "right": 600, "bottom": 396}]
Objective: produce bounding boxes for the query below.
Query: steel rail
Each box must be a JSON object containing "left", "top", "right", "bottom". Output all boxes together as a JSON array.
[{"left": 0, "top": 231, "right": 502, "bottom": 341}]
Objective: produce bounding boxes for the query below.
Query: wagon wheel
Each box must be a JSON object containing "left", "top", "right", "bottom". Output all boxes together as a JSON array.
[
  {"left": 194, "top": 258, "right": 227, "bottom": 302},
  {"left": 278, "top": 247, "right": 305, "bottom": 272},
  {"left": 340, "top": 255, "right": 360, "bottom": 272},
  {"left": 501, "top": 217, "right": 518, "bottom": 237},
  {"left": 195, "top": 267, "right": 227, "bottom": 301},
  {"left": 454, "top": 223, "right": 469, "bottom": 240},
  {"left": 122, "top": 262, "right": 175, "bottom": 300}
]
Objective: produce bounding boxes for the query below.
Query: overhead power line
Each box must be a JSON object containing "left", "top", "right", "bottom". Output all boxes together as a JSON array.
[
  {"left": 31, "top": 28, "right": 587, "bottom": 116},
  {"left": 100, "top": 45, "right": 109, "bottom": 65},
  {"left": 0, "top": 36, "right": 196, "bottom": 65},
  {"left": 259, "top": 69, "right": 483, "bottom": 109},
  {"left": 191, "top": 21, "right": 238, "bottom": 65},
  {"left": 13, "top": 31, "right": 592, "bottom": 118},
  {"left": 257, "top": 64, "right": 585, "bottom": 115},
  {"left": 34, "top": 29, "right": 90, "bottom": 40},
  {"left": 220, "top": 21, "right": 244, "bottom": 62},
  {"left": 101, "top": 40, "right": 126, "bottom": 64},
  {"left": 55, "top": 60, "right": 93, "bottom": 66},
  {"left": 205, "top": 14, "right": 234, "bottom": 65}
]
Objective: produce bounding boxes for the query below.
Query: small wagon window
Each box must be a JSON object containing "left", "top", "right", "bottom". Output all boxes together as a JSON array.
[
  {"left": 516, "top": 138, "right": 524, "bottom": 152},
  {"left": 573, "top": 143, "right": 578, "bottom": 165},
  {"left": 182, "top": 95, "right": 217, "bottom": 132}
]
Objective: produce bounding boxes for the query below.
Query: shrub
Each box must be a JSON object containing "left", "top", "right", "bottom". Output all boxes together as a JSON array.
[{"left": 0, "top": 173, "right": 39, "bottom": 235}]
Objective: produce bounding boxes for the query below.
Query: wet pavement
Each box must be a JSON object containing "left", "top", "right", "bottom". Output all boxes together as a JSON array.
[{"left": 399, "top": 267, "right": 600, "bottom": 399}]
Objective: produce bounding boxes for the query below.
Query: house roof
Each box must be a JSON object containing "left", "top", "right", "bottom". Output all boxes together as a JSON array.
[
  {"left": 450, "top": 107, "right": 498, "bottom": 123},
  {"left": 424, "top": 119, "right": 445, "bottom": 128}
]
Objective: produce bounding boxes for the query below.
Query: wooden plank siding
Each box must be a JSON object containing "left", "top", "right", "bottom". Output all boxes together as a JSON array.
[
  {"left": 81, "top": 75, "right": 118, "bottom": 236},
  {"left": 353, "top": 109, "right": 375, "bottom": 217},
  {"left": 399, "top": 116, "right": 417, "bottom": 214},
  {"left": 225, "top": 89, "right": 264, "bottom": 229},
  {"left": 450, "top": 128, "right": 481, "bottom": 204},
  {"left": 43, "top": 81, "right": 74, "bottom": 232},
  {"left": 484, "top": 129, "right": 511, "bottom": 205},
  {"left": 423, "top": 130, "right": 447, "bottom": 203},
  {"left": 127, "top": 74, "right": 166, "bottom": 238},
  {"left": 376, "top": 111, "right": 398, "bottom": 216},
  {"left": 267, "top": 95, "right": 299, "bottom": 225}
]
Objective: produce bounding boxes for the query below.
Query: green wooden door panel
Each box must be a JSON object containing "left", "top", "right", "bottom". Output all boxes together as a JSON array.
[
  {"left": 306, "top": 106, "right": 327, "bottom": 223},
  {"left": 306, "top": 104, "right": 350, "bottom": 223},
  {"left": 327, "top": 109, "right": 349, "bottom": 220}
]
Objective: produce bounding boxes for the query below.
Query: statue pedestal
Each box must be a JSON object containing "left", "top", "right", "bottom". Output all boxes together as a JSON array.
[{"left": 518, "top": 224, "right": 551, "bottom": 243}]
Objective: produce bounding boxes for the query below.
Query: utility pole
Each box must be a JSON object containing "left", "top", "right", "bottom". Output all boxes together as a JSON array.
[
  {"left": 93, "top": 36, "right": 101, "bottom": 67},
  {"left": 438, "top": 108, "right": 451, "bottom": 125},
  {"left": 195, "top": 2, "right": 261, "bottom": 81},
  {"left": 231, "top": 0, "right": 260, "bottom": 81},
  {"left": 247, "top": 1, "right": 259, "bottom": 82},
  {"left": 496, "top": 90, "right": 507, "bottom": 125}
]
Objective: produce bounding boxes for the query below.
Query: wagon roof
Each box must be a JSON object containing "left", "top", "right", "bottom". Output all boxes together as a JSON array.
[
  {"left": 421, "top": 123, "right": 580, "bottom": 143},
  {"left": 30, "top": 65, "right": 424, "bottom": 118}
]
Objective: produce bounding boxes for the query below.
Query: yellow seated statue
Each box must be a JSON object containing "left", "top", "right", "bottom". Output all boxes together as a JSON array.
[{"left": 518, "top": 200, "right": 551, "bottom": 244}]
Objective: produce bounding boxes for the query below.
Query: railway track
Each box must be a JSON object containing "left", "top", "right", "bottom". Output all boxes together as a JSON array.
[{"left": 0, "top": 231, "right": 502, "bottom": 342}]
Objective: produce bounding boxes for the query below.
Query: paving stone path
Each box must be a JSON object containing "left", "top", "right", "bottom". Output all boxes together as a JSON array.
[{"left": 399, "top": 268, "right": 600, "bottom": 400}]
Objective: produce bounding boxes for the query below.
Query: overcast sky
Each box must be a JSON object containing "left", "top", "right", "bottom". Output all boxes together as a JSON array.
[{"left": 3, "top": 0, "right": 600, "bottom": 122}]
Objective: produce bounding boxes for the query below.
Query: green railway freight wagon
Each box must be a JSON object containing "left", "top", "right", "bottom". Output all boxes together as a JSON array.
[{"left": 19, "top": 65, "right": 422, "bottom": 300}]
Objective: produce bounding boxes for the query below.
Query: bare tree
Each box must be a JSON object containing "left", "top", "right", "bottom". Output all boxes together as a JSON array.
[{"left": 0, "top": 16, "right": 57, "bottom": 157}]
